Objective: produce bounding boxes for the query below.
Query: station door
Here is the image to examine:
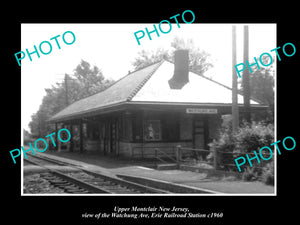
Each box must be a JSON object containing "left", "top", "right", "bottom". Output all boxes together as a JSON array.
[{"left": 192, "top": 117, "right": 209, "bottom": 158}]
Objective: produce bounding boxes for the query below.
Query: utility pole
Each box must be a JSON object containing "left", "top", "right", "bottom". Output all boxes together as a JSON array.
[
  {"left": 242, "top": 25, "right": 251, "bottom": 123},
  {"left": 232, "top": 25, "right": 239, "bottom": 132},
  {"left": 64, "top": 73, "right": 69, "bottom": 106}
]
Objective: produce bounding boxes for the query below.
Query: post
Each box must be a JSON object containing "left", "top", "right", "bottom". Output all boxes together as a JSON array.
[
  {"left": 141, "top": 110, "right": 145, "bottom": 159},
  {"left": 64, "top": 73, "right": 69, "bottom": 106},
  {"left": 154, "top": 148, "right": 158, "bottom": 168},
  {"left": 79, "top": 120, "right": 83, "bottom": 153},
  {"left": 104, "top": 121, "right": 107, "bottom": 155},
  {"left": 243, "top": 25, "right": 251, "bottom": 123},
  {"left": 176, "top": 145, "right": 182, "bottom": 167},
  {"left": 213, "top": 149, "right": 218, "bottom": 170},
  {"left": 55, "top": 123, "right": 58, "bottom": 151},
  {"left": 69, "top": 124, "right": 74, "bottom": 152},
  {"left": 232, "top": 25, "right": 239, "bottom": 132}
]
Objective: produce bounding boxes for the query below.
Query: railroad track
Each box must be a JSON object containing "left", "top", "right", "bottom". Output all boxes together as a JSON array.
[{"left": 24, "top": 154, "right": 170, "bottom": 194}]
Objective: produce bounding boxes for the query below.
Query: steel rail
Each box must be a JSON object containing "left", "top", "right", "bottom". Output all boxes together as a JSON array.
[
  {"left": 24, "top": 158, "right": 110, "bottom": 193},
  {"left": 24, "top": 155, "right": 170, "bottom": 194}
]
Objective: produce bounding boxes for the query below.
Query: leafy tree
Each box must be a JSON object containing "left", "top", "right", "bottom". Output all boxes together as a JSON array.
[
  {"left": 29, "top": 60, "right": 114, "bottom": 136},
  {"left": 132, "top": 48, "right": 171, "bottom": 70},
  {"left": 23, "top": 129, "right": 33, "bottom": 144},
  {"left": 132, "top": 36, "right": 213, "bottom": 75},
  {"left": 171, "top": 36, "right": 213, "bottom": 75},
  {"left": 240, "top": 55, "right": 274, "bottom": 105},
  {"left": 73, "top": 60, "right": 113, "bottom": 100},
  {"left": 239, "top": 55, "right": 275, "bottom": 123}
]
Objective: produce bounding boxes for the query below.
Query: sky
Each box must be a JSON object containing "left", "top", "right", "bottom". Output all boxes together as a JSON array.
[{"left": 21, "top": 23, "right": 276, "bottom": 132}]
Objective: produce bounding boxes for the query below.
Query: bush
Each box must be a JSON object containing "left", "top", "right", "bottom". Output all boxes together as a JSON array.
[
  {"left": 209, "top": 121, "right": 274, "bottom": 173},
  {"left": 234, "top": 122, "right": 274, "bottom": 155},
  {"left": 261, "top": 162, "right": 274, "bottom": 185},
  {"left": 242, "top": 167, "right": 258, "bottom": 181},
  {"left": 208, "top": 126, "right": 235, "bottom": 170}
]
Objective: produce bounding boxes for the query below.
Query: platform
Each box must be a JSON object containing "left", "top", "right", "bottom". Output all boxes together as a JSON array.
[{"left": 24, "top": 151, "right": 275, "bottom": 194}]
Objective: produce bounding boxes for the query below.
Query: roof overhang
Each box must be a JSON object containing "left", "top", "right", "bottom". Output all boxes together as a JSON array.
[{"left": 48, "top": 100, "right": 269, "bottom": 123}]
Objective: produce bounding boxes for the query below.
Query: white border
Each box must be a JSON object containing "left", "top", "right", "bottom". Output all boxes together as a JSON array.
[{"left": 21, "top": 23, "right": 277, "bottom": 197}]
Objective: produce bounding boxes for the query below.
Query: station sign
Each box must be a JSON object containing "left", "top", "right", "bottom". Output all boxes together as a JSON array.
[{"left": 186, "top": 108, "right": 218, "bottom": 114}]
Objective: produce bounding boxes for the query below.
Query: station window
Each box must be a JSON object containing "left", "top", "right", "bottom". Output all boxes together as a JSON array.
[
  {"left": 120, "top": 116, "right": 132, "bottom": 141},
  {"left": 144, "top": 120, "right": 161, "bottom": 141},
  {"left": 162, "top": 118, "right": 179, "bottom": 141}
]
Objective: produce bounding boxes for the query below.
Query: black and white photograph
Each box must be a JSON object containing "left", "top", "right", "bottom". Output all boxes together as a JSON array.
[
  {"left": 21, "top": 23, "right": 276, "bottom": 196},
  {"left": 4, "top": 6, "right": 299, "bottom": 225}
]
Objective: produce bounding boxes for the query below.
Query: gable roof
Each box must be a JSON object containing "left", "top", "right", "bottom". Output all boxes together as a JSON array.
[
  {"left": 131, "top": 60, "right": 259, "bottom": 105},
  {"left": 49, "top": 60, "right": 262, "bottom": 122},
  {"left": 49, "top": 61, "right": 163, "bottom": 122}
]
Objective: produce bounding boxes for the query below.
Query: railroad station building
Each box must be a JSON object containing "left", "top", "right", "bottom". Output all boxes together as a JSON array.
[{"left": 48, "top": 50, "right": 266, "bottom": 158}]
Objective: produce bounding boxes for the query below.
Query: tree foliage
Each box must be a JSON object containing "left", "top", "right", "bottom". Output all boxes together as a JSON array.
[
  {"left": 73, "top": 60, "right": 113, "bottom": 100},
  {"left": 239, "top": 55, "right": 275, "bottom": 123},
  {"left": 29, "top": 60, "right": 114, "bottom": 136},
  {"left": 132, "top": 36, "right": 213, "bottom": 75},
  {"left": 239, "top": 55, "right": 274, "bottom": 106},
  {"left": 132, "top": 48, "right": 170, "bottom": 71},
  {"left": 208, "top": 121, "right": 274, "bottom": 173}
]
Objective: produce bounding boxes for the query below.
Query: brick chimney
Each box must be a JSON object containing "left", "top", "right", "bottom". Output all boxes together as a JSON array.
[{"left": 168, "top": 49, "right": 189, "bottom": 89}]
